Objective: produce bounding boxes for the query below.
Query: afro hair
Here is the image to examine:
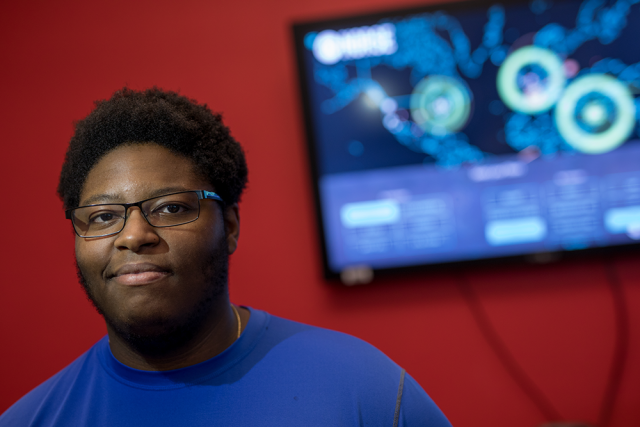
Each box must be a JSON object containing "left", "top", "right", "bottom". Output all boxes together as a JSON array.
[{"left": 57, "top": 87, "right": 248, "bottom": 210}]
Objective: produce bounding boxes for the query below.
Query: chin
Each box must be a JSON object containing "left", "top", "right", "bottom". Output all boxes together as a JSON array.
[
  {"left": 108, "top": 312, "right": 199, "bottom": 356},
  {"left": 74, "top": 239, "right": 230, "bottom": 357}
]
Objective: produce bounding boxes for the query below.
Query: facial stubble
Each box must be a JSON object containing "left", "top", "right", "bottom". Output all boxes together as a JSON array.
[{"left": 75, "top": 237, "right": 229, "bottom": 357}]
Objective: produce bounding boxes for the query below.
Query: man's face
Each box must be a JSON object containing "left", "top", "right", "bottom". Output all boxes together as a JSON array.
[{"left": 75, "top": 143, "right": 239, "bottom": 353}]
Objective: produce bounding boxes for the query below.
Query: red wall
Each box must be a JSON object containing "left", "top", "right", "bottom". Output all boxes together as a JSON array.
[{"left": 1, "top": 1, "right": 639, "bottom": 426}]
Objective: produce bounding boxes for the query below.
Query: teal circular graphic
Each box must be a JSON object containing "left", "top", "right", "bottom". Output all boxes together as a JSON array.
[
  {"left": 497, "top": 46, "right": 566, "bottom": 114},
  {"left": 410, "top": 75, "right": 472, "bottom": 135},
  {"left": 555, "top": 74, "right": 636, "bottom": 154}
]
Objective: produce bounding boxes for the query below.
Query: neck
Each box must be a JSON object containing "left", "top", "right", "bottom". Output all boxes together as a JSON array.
[{"left": 106, "top": 301, "right": 244, "bottom": 371}]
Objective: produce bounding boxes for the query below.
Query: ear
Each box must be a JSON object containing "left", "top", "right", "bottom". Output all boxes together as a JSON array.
[{"left": 223, "top": 203, "right": 240, "bottom": 254}]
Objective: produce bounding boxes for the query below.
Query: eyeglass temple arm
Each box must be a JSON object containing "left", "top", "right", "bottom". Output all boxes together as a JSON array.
[{"left": 200, "top": 190, "right": 224, "bottom": 203}]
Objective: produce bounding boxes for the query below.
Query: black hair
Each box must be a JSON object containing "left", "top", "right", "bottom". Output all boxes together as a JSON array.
[{"left": 57, "top": 87, "right": 248, "bottom": 209}]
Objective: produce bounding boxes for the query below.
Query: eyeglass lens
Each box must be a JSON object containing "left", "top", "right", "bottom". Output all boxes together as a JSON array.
[{"left": 71, "top": 192, "right": 201, "bottom": 237}]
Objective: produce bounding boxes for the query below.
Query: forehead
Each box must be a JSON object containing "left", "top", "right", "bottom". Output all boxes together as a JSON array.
[{"left": 80, "top": 144, "right": 208, "bottom": 205}]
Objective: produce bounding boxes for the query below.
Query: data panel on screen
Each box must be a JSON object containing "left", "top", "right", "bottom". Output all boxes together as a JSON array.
[{"left": 293, "top": 0, "right": 640, "bottom": 278}]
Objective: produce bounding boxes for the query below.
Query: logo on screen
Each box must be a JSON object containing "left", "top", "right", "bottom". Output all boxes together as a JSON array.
[{"left": 311, "top": 24, "right": 397, "bottom": 65}]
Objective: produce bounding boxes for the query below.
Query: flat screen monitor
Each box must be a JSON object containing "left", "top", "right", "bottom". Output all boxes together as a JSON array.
[{"left": 293, "top": 0, "right": 640, "bottom": 281}]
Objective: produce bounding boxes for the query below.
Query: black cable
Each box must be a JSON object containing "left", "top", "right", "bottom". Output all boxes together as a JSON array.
[
  {"left": 599, "top": 257, "right": 630, "bottom": 427},
  {"left": 456, "top": 274, "right": 563, "bottom": 422}
]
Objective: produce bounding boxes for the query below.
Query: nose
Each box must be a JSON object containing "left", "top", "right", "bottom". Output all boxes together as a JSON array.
[{"left": 113, "top": 207, "right": 160, "bottom": 252}]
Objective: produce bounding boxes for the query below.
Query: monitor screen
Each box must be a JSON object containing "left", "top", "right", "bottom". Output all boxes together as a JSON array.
[{"left": 293, "top": 0, "right": 640, "bottom": 280}]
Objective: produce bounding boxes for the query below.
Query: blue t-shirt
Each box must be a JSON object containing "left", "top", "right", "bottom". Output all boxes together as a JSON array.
[{"left": 1, "top": 308, "right": 451, "bottom": 426}]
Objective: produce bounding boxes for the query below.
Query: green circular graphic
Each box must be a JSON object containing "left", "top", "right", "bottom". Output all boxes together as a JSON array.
[
  {"left": 497, "top": 46, "right": 566, "bottom": 114},
  {"left": 555, "top": 74, "right": 636, "bottom": 154},
  {"left": 410, "top": 75, "right": 472, "bottom": 135}
]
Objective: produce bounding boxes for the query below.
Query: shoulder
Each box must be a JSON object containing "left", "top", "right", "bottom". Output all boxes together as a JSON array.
[
  {"left": 0, "top": 338, "right": 105, "bottom": 426},
  {"left": 249, "top": 310, "right": 451, "bottom": 426},
  {"left": 260, "top": 311, "right": 400, "bottom": 374}
]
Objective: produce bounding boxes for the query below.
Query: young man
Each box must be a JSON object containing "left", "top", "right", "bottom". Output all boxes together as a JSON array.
[{"left": 0, "top": 88, "right": 451, "bottom": 426}]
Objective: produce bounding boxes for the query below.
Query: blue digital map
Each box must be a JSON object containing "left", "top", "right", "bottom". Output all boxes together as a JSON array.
[
  {"left": 299, "top": 0, "right": 640, "bottom": 275},
  {"left": 305, "top": 0, "right": 640, "bottom": 169}
]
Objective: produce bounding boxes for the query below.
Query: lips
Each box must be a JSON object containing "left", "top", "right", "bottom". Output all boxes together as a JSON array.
[{"left": 110, "top": 263, "right": 171, "bottom": 286}]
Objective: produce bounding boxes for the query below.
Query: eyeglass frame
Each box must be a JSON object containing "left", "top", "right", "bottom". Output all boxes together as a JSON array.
[{"left": 65, "top": 190, "right": 225, "bottom": 238}]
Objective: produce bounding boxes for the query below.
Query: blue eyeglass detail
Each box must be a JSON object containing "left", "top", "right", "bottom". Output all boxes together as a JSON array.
[{"left": 199, "top": 190, "right": 224, "bottom": 203}]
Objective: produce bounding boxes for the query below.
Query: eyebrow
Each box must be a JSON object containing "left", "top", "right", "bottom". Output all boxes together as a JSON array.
[{"left": 80, "top": 186, "right": 193, "bottom": 206}]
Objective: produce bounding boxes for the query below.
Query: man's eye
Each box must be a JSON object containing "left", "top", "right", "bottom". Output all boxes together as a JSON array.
[
  {"left": 89, "top": 211, "right": 120, "bottom": 224},
  {"left": 157, "top": 204, "right": 189, "bottom": 214}
]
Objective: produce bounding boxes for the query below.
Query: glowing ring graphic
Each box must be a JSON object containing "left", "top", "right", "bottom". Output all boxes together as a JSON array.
[
  {"left": 555, "top": 74, "right": 636, "bottom": 154},
  {"left": 497, "top": 46, "right": 566, "bottom": 114},
  {"left": 410, "top": 75, "right": 472, "bottom": 135}
]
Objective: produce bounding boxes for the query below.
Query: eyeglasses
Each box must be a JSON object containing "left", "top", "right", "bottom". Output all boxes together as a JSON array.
[{"left": 65, "top": 190, "right": 224, "bottom": 238}]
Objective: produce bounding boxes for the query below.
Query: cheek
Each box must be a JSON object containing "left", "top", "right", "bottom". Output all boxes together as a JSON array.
[
  {"left": 168, "top": 225, "right": 223, "bottom": 271},
  {"left": 75, "top": 238, "right": 110, "bottom": 280},
  {"left": 172, "top": 234, "right": 215, "bottom": 264}
]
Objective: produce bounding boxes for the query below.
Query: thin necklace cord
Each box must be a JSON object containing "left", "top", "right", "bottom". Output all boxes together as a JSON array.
[{"left": 231, "top": 304, "right": 241, "bottom": 340}]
